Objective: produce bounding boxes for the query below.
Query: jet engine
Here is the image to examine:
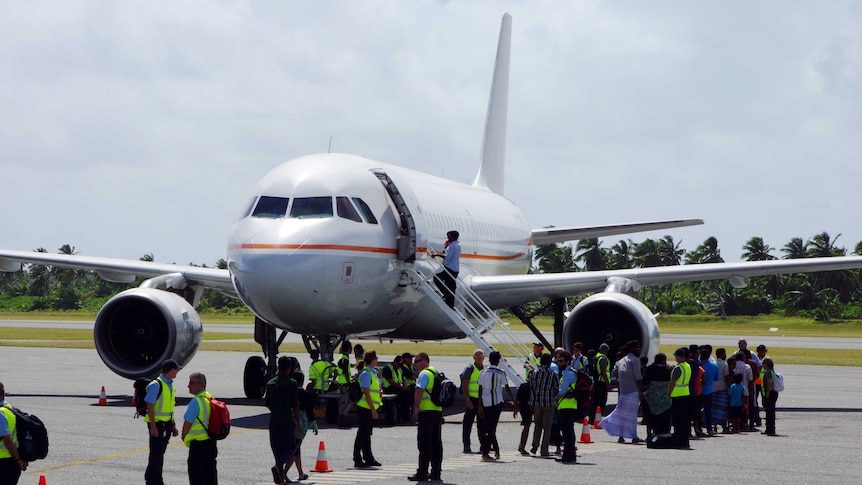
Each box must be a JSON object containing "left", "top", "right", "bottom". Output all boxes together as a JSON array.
[
  {"left": 94, "top": 288, "right": 203, "bottom": 379},
  {"left": 562, "top": 291, "right": 660, "bottom": 362}
]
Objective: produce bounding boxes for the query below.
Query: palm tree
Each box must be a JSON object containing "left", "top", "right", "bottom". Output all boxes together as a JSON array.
[
  {"left": 632, "top": 238, "right": 662, "bottom": 268},
  {"left": 806, "top": 232, "right": 845, "bottom": 258},
  {"left": 53, "top": 244, "right": 80, "bottom": 286},
  {"left": 28, "top": 248, "right": 50, "bottom": 297},
  {"left": 575, "top": 238, "right": 606, "bottom": 271},
  {"left": 686, "top": 237, "right": 724, "bottom": 264},
  {"left": 607, "top": 239, "right": 634, "bottom": 269},
  {"left": 657, "top": 235, "right": 685, "bottom": 266},
  {"left": 741, "top": 237, "right": 777, "bottom": 261},
  {"left": 535, "top": 243, "right": 577, "bottom": 274},
  {"left": 781, "top": 237, "right": 807, "bottom": 259}
]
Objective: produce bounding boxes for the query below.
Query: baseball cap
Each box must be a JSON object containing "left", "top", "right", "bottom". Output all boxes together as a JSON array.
[{"left": 162, "top": 359, "right": 182, "bottom": 373}]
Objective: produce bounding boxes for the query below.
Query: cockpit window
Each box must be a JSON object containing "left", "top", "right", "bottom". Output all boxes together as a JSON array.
[
  {"left": 289, "top": 197, "right": 333, "bottom": 219},
  {"left": 251, "top": 196, "right": 290, "bottom": 218},
  {"left": 352, "top": 197, "right": 378, "bottom": 224},
  {"left": 336, "top": 197, "right": 363, "bottom": 223}
]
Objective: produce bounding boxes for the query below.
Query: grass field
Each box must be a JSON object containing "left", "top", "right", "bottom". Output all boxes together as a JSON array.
[{"left": 2, "top": 311, "right": 862, "bottom": 365}]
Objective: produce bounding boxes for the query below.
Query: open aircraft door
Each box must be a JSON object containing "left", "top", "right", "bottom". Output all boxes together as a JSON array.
[{"left": 371, "top": 169, "right": 427, "bottom": 262}]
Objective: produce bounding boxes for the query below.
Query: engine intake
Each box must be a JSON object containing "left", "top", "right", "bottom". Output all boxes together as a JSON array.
[
  {"left": 94, "top": 288, "right": 203, "bottom": 379},
  {"left": 562, "top": 292, "right": 660, "bottom": 363}
]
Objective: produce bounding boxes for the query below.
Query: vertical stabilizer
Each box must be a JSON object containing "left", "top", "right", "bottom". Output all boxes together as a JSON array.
[{"left": 471, "top": 13, "right": 511, "bottom": 195}]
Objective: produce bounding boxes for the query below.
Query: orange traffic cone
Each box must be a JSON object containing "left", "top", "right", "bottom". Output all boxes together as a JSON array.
[
  {"left": 592, "top": 406, "right": 603, "bottom": 429},
  {"left": 38, "top": 475, "right": 47, "bottom": 485},
  {"left": 310, "top": 440, "right": 333, "bottom": 473},
  {"left": 578, "top": 417, "right": 593, "bottom": 443},
  {"left": 98, "top": 386, "right": 107, "bottom": 406}
]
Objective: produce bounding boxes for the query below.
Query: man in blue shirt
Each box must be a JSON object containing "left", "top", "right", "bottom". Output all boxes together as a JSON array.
[{"left": 432, "top": 230, "right": 461, "bottom": 308}]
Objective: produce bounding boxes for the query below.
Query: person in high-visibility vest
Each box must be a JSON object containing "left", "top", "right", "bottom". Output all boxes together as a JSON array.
[
  {"left": 668, "top": 348, "right": 692, "bottom": 449},
  {"left": 460, "top": 349, "right": 485, "bottom": 454},
  {"left": 181, "top": 372, "right": 217, "bottom": 485},
  {"left": 307, "top": 349, "right": 334, "bottom": 393},
  {"left": 524, "top": 342, "right": 543, "bottom": 377},
  {"left": 0, "top": 381, "right": 27, "bottom": 484},
  {"left": 409, "top": 352, "right": 443, "bottom": 482},
  {"left": 382, "top": 355, "right": 411, "bottom": 423},
  {"left": 336, "top": 341, "right": 354, "bottom": 427},
  {"left": 145, "top": 359, "right": 180, "bottom": 485},
  {"left": 590, "top": 343, "right": 612, "bottom": 426},
  {"left": 554, "top": 350, "right": 578, "bottom": 464},
  {"left": 354, "top": 351, "right": 383, "bottom": 468}
]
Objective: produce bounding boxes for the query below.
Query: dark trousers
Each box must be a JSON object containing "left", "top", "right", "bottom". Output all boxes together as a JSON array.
[
  {"left": 269, "top": 418, "right": 297, "bottom": 472},
  {"left": 145, "top": 420, "right": 173, "bottom": 485},
  {"left": 671, "top": 396, "right": 690, "bottom": 448},
  {"left": 354, "top": 406, "right": 375, "bottom": 463},
  {"left": 385, "top": 387, "right": 412, "bottom": 422},
  {"left": 480, "top": 404, "right": 502, "bottom": 456},
  {"left": 748, "top": 387, "right": 758, "bottom": 428},
  {"left": 590, "top": 385, "right": 608, "bottom": 424},
  {"left": 416, "top": 410, "right": 443, "bottom": 478},
  {"left": 763, "top": 391, "right": 778, "bottom": 434},
  {"left": 462, "top": 397, "right": 485, "bottom": 450},
  {"left": 754, "top": 384, "right": 763, "bottom": 426},
  {"left": 188, "top": 439, "right": 218, "bottom": 485},
  {"left": 558, "top": 409, "right": 578, "bottom": 462},
  {"left": 701, "top": 392, "right": 714, "bottom": 430},
  {"left": 0, "top": 458, "right": 22, "bottom": 485},
  {"left": 434, "top": 269, "right": 458, "bottom": 308}
]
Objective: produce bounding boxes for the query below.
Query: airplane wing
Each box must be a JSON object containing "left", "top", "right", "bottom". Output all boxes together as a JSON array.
[
  {"left": 531, "top": 219, "right": 704, "bottom": 245},
  {"left": 469, "top": 255, "right": 862, "bottom": 309},
  {"left": 0, "top": 249, "right": 235, "bottom": 295}
]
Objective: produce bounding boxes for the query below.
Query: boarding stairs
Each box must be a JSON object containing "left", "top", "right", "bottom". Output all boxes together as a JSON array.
[{"left": 411, "top": 259, "right": 532, "bottom": 386}]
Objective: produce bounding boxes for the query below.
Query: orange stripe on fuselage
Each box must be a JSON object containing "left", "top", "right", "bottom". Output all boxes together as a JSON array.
[{"left": 229, "top": 244, "right": 528, "bottom": 261}]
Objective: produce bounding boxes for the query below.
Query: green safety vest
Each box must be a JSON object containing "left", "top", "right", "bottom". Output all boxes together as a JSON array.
[
  {"left": 356, "top": 368, "right": 383, "bottom": 410},
  {"left": 596, "top": 353, "right": 611, "bottom": 383},
  {"left": 0, "top": 404, "right": 16, "bottom": 459},
  {"left": 526, "top": 353, "right": 541, "bottom": 377},
  {"left": 144, "top": 376, "right": 176, "bottom": 423},
  {"left": 467, "top": 364, "right": 481, "bottom": 398},
  {"left": 336, "top": 353, "right": 351, "bottom": 385},
  {"left": 382, "top": 364, "right": 402, "bottom": 389},
  {"left": 761, "top": 369, "right": 775, "bottom": 397},
  {"left": 184, "top": 391, "right": 213, "bottom": 447},
  {"left": 419, "top": 367, "right": 443, "bottom": 412},
  {"left": 309, "top": 360, "right": 333, "bottom": 391},
  {"left": 557, "top": 369, "right": 579, "bottom": 410},
  {"left": 670, "top": 362, "right": 692, "bottom": 398},
  {"left": 402, "top": 363, "right": 415, "bottom": 387}
]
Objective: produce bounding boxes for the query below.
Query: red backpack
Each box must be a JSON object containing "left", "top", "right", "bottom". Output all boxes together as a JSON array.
[{"left": 197, "top": 396, "right": 231, "bottom": 440}]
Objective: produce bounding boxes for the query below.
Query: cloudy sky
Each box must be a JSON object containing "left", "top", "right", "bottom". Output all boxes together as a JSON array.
[{"left": 2, "top": 1, "right": 861, "bottom": 266}]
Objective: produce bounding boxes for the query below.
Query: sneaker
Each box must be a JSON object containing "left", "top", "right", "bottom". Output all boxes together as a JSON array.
[
  {"left": 519, "top": 449, "right": 530, "bottom": 456},
  {"left": 494, "top": 451, "right": 500, "bottom": 460},
  {"left": 530, "top": 446, "right": 538, "bottom": 454}
]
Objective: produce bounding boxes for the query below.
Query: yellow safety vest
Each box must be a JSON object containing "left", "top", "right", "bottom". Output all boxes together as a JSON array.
[
  {"left": 336, "top": 353, "right": 351, "bottom": 385},
  {"left": 526, "top": 353, "right": 541, "bottom": 377},
  {"left": 309, "top": 360, "right": 333, "bottom": 391},
  {"left": 144, "top": 376, "right": 176, "bottom": 423},
  {"left": 402, "top": 363, "right": 416, "bottom": 387},
  {"left": 596, "top": 353, "right": 611, "bottom": 383},
  {"left": 467, "top": 364, "right": 481, "bottom": 399},
  {"left": 0, "top": 404, "right": 17, "bottom": 459},
  {"left": 184, "top": 391, "right": 213, "bottom": 447},
  {"left": 557, "top": 370, "right": 579, "bottom": 410},
  {"left": 382, "top": 364, "right": 402, "bottom": 389},
  {"left": 356, "top": 368, "right": 383, "bottom": 410},
  {"left": 419, "top": 367, "right": 442, "bottom": 412},
  {"left": 671, "top": 362, "right": 692, "bottom": 398}
]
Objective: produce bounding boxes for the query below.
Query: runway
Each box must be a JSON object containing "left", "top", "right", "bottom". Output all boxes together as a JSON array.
[{"left": 3, "top": 345, "right": 861, "bottom": 484}]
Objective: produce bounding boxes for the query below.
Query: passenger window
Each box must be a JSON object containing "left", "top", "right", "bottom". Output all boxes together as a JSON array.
[
  {"left": 336, "top": 197, "right": 363, "bottom": 223},
  {"left": 290, "top": 197, "right": 333, "bottom": 219},
  {"left": 352, "top": 197, "right": 378, "bottom": 224},
  {"left": 251, "top": 196, "right": 290, "bottom": 218}
]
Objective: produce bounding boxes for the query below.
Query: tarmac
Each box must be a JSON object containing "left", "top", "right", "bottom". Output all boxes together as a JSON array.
[{"left": 3, "top": 343, "right": 862, "bottom": 485}]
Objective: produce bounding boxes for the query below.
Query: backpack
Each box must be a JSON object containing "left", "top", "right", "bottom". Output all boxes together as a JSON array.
[
  {"left": 346, "top": 379, "right": 363, "bottom": 403},
  {"left": 134, "top": 377, "right": 161, "bottom": 418},
  {"left": 197, "top": 396, "right": 231, "bottom": 440},
  {"left": 428, "top": 369, "right": 457, "bottom": 407},
  {"left": 6, "top": 405, "right": 49, "bottom": 461},
  {"left": 772, "top": 372, "right": 784, "bottom": 392},
  {"left": 574, "top": 367, "right": 593, "bottom": 401}
]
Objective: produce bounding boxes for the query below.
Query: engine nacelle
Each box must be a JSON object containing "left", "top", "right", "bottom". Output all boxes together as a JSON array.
[
  {"left": 562, "top": 292, "right": 660, "bottom": 363},
  {"left": 94, "top": 288, "right": 203, "bottom": 379}
]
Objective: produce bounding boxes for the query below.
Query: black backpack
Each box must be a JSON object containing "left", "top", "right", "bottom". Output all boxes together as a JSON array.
[
  {"left": 6, "top": 405, "right": 48, "bottom": 461},
  {"left": 574, "top": 366, "right": 593, "bottom": 401},
  {"left": 134, "top": 378, "right": 161, "bottom": 418},
  {"left": 428, "top": 370, "right": 457, "bottom": 407},
  {"left": 346, "top": 379, "right": 363, "bottom": 403}
]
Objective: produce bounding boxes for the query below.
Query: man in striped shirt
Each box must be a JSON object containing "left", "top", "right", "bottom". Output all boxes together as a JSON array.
[
  {"left": 528, "top": 353, "right": 559, "bottom": 456},
  {"left": 478, "top": 351, "right": 518, "bottom": 462}
]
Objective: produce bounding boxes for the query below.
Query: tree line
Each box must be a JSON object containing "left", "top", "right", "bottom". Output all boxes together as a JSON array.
[{"left": 1, "top": 232, "right": 861, "bottom": 320}]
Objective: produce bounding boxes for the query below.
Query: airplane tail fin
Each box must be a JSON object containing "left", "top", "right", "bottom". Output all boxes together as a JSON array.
[{"left": 471, "top": 13, "right": 511, "bottom": 196}]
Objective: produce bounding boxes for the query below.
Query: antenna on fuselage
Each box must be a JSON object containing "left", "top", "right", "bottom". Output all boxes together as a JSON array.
[{"left": 471, "top": 12, "right": 511, "bottom": 196}]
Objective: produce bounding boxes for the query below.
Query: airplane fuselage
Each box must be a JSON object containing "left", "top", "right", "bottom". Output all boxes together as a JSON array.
[{"left": 226, "top": 153, "right": 532, "bottom": 339}]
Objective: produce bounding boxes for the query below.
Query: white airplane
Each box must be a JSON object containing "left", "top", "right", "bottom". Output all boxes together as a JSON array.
[{"left": 3, "top": 14, "right": 862, "bottom": 397}]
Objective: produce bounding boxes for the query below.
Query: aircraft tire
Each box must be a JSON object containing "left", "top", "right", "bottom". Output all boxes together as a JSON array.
[{"left": 243, "top": 355, "right": 267, "bottom": 399}]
